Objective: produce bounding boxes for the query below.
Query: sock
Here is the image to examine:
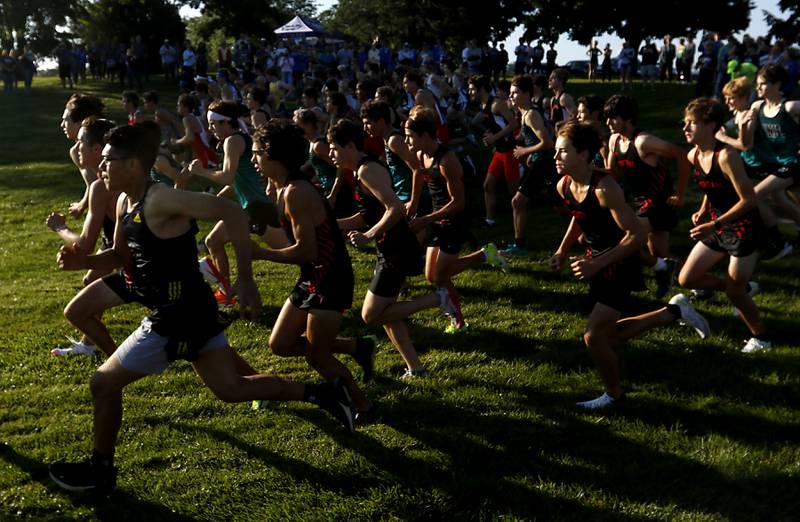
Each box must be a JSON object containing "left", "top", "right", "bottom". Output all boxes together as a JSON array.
[
  {"left": 653, "top": 257, "right": 667, "bottom": 272},
  {"left": 302, "top": 383, "right": 325, "bottom": 404},
  {"left": 91, "top": 450, "right": 114, "bottom": 468},
  {"left": 515, "top": 237, "right": 526, "bottom": 249},
  {"left": 485, "top": 218, "right": 496, "bottom": 225},
  {"left": 666, "top": 303, "right": 682, "bottom": 320}
]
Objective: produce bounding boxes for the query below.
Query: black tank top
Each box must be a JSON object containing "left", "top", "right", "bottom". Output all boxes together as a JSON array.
[
  {"left": 279, "top": 179, "right": 352, "bottom": 291},
  {"left": 561, "top": 171, "right": 625, "bottom": 256},
  {"left": 613, "top": 131, "right": 674, "bottom": 207},
  {"left": 692, "top": 143, "right": 759, "bottom": 225},
  {"left": 423, "top": 145, "right": 463, "bottom": 223},
  {"left": 550, "top": 92, "right": 570, "bottom": 126},
  {"left": 101, "top": 215, "right": 115, "bottom": 249},
  {"left": 354, "top": 155, "right": 421, "bottom": 262},
  {"left": 481, "top": 96, "right": 515, "bottom": 152}
]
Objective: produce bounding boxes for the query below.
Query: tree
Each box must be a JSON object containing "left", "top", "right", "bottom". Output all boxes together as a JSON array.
[
  {"left": 764, "top": 0, "right": 800, "bottom": 45},
  {"left": 0, "top": 0, "right": 77, "bottom": 52},
  {"left": 321, "top": 0, "right": 529, "bottom": 51},
  {"left": 520, "top": 0, "right": 752, "bottom": 47},
  {"left": 186, "top": 0, "right": 315, "bottom": 41}
]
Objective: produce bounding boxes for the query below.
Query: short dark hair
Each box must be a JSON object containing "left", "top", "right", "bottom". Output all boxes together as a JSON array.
[
  {"left": 302, "top": 87, "right": 319, "bottom": 100},
  {"left": 294, "top": 108, "right": 319, "bottom": 127},
  {"left": 557, "top": 121, "right": 602, "bottom": 162},
  {"left": 407, "top": 106, "right": 437, "bottom": 139},
  {"left": 758, "top": 63, "right": 788, "bottom": 88},
  {"left": 404, "top": 71, "right": 423, "bottom": 86},
  {"left": 360, "top": 100, "right": 391, "bottom": 124},
  {"left": 327, "top": 91, "right": 350, "bottom": 115},
  {"left": 468, "top": 75, "right": 491, "bottom": 93},
  {"left": 104, "top": 121, "right": 161, "bottom": 173},
  {"left": 246, "top": 86, "right": 268, "bottom": 106},
  {"left": 328, "top": 118, "right": 365, "bottom": 151},
  {"left": 143, "top": 90, "right": 159, "bottom": 104},
  {"left": 375, "top": 86, "right": 394, "bottom": 100},
  {"left": 511, "top": 75, "right": 534, "bottom": 96},
  {"left": 604, "top": 94, "right": 638, "bottom": 124},
  {"left": 177, "top": 93, "right": 198, "bottom": 112},
  {"left": 497, "top": 79, "right": 511, "bottom": 93},
  {"left": 577, "top": 94, "right": 604, "bottom": 115},
  {"left": 122, "top": 90, "right": 140, "bottom": 107},
  {"left": 66, "top": 94, "right": 105, "bottom": 123},
  {"left": 252, "top": 119, "right": 310, "bottom": 177},
  {"left": 81, "top": 117, "right": 116, "bottom": 146},
  {"left": 684, "top": 97, "right": 726, "bottom": 132}
]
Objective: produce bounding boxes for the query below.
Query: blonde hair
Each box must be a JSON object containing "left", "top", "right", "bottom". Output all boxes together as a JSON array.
[{"left": 722, "top": 76, "right": 751, "bottom": 99}]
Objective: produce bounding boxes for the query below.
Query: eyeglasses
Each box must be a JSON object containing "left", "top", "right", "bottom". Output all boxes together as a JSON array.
[{"left": 101, "top": 156, "right": 130, "bottom": 162}]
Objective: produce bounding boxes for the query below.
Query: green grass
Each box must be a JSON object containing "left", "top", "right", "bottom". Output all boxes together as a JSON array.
[{"left": 1, "top": 77, "right": 799, "bottom": 521}]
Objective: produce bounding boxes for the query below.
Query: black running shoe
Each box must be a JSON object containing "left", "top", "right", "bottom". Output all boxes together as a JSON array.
[
  {"left": 314, "top": 379, "right": 356, "bottom": 433},
  {"left": 49, "top": 458, "right": 117, "bottom": 493},
  {"left": 354, "top": 402, "right": 379, "bottom": 426},
  {"left": 352, "top": 335, "right": 376, "bottom": 383},
  {"left": 655, "top": 258, "right": 678, "bottom": 299}
]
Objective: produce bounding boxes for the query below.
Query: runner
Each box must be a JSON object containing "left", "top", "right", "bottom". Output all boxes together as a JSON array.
[
  {"left": 605, "top": 94, "right": 689, "bottom": 298},
  {"left": 244, "top": 85, "right": 272, "bottom": 130},
  {"left": 402, "top": 71, "right": 449, "bottom": 144},
  {"left": 142, "top": 90, "right": 182, "bottom": 143},
  {"left": 171, "top": 93, "right": 218, "bottom": 168},
  {"left": 550, "top": 121, "right": 709, "bottom": 410},
  {"left": 548, "top": 68, "right": 576, "bottom": 131},
  {"left": 48, "top": 122, "right": 356, "bottom": 493},
  {"left": 47, "top": 117, "right": 118, "bottom": 356},
  {"left": 295, "top": 109, "right": 339, "bottom": 196},
  {"left": 187, "top": 101, "right": 286, "bottom": 305},
  {"left": 404, "top": 106, "right": 508, "bottom": 332},
  {"left": 248, "top": 119, "right": 373, "bottom": 419},
  {"left": 576, "top": 94, "right": 611, "bottom": 168},
  {"left": 122, "top": 91, "right": 144, "bottom": 126},
  {"left": 61, "top": 94, "right": 106, "bottom": 218},
  {"left": 331, "top": 119, "right": 458, "bottom": 378},
  {"left": 506, "top": 75, "right": 556, "bottom": 256},
  {"left": 468, "top": 75, "right": 520, "bottom": 228},
  {"left": 678, "top": 98, "right": 771, "bottom": 353}
]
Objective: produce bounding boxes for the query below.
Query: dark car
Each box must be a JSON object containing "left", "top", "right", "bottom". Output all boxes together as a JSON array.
[{"left": 564, "top": 60, "right": 589, "bottom": 76}]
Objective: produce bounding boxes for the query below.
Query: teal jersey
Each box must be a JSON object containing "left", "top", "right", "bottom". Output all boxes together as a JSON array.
[
  {"left": 384, "top": 131, "right": 412, "bottom": 202},
  {"left": 309, "top": 140, "right": 337, "bottom": 193},
  {"left": 520, "top": 108, "right": 548, "bottom": 163},
  {"left": 226, "top": 132, "right": 268, "bottom": 209},
  {"left": 751, "top": 102, "right": 800, "bottom": 167}
]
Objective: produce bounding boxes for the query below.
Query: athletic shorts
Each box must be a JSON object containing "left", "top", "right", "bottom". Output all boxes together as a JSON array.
[
  {"left": 428, "top": 219, "right": 469, "bottom": 255},
  {"left": 772, "top": 163, "right": 800, "bottom": 186},
  {"left": 745, "top": 162, "right": 800, "bottom": 185},
  {"left": 635, "top": 200, "right": 678, "bottom": 232},
  {"left": 518, "top": 156, "right": 562, "bottom": 207},
  {"left": 588, "top": 253, "right": 644, "bottom": 313},
  {"left": 487, "top": 150, "right": 521, "bottom": 184},
  {"left": 289, "top": 279, "right": 353, "bottom": 313},
  {"left": 246, "top": 200, "right": 280, "bottom": 236},
  {"left": 115, "top": 317, "right": 228, "bottom": 375},
  {"left": 701, "top": 216, "right": 764, "bottom": 258},
  {"left": 103, "top": 272, "right": 141, "bottom": 304},
  {"left": 369, "top": 258, "right": 411, "bottom": 298}
]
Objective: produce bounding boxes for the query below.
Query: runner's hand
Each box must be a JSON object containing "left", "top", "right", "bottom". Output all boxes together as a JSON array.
[
  {"left": 689, "top": 222, "right": 715, "bottom": 241},
  {"left": 513, "top": 146, "right": 527, "bottom": 159},
  {"left": 570, "top": 255, "right": 599, "bottom": 280},
  {"left": 347, "top": 230, "right": 369, "bottom": 249},
  {"left": 234, "top": 278, "right": 262, "bottom": 320},
  {"left": 68, "top": 201, "right": 86, "bottom": 218},
  {"left": 56, "top": 244, "right": 87, "bottom": 271},
  {"left": 549, "top": 252, "right": 567, "bottom": 272},
  {"left": 691, "top": 208, "right": 708, "bottom": 225},
  {"left": 46, "top": 212, "right": 67, "bottom": 232}
]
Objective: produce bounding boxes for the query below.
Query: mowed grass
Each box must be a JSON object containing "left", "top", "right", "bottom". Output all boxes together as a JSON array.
[{"left": 1, "top": 76, "right": 799, "bottom": 521}]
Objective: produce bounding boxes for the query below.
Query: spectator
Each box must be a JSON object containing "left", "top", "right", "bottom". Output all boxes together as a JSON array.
[
  {"left": 639, "top": 39, "right": 659, "bottom": 89},
  {"left": 658, "top": 35, "right": 676, "bottom": 81},
  {"left": 695, "top": 40, "right": 715, "bottom": 97},
  {"left": 462, "top": 40, "right": 482, "bottom": 74},
  {"left": 618, "top": 41, "right": 636, "bottom": 90},
  {"left": 160, "top": 39, "right": 177, "bottom": 80},
  {"left": 683, "top": 36, "right": 696, "bottom": 82},
  {"left": 54, "top": 42, "right": 74, "bottom": 89},
  {"left": 20, "top": 46, "right": 36, "bottom": 90},
  {"left": 217, "top": 42, "right": 232, "bottom": 70},
  {"left": 545, "top": 43, "right": 557, "bottom": 74},
  {"left": 1, "top": 49, "right": 17, "bottom": 94},
  {"left": 601, "top": 43, "right": 613, "bottom": 81},
  {"left": 514, "top": 37, "right": 529, "bottom": 75},
  {"left": 398, "top": 42, "right": 417, "bottom": 67}
]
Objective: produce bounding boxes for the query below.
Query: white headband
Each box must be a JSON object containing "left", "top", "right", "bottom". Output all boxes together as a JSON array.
[{"left": 208, "top": 111, "right": 230, "bottom": 122}]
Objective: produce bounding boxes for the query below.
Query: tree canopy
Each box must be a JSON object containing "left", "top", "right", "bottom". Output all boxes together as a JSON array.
[
  {"left": 764, "top": 0, "right": 800, "bottom": 45},
  {"left": 186, "top": 0, "right": 315, "bottom": 41},
  {"left": 0, "top": 0, "right": 77, "bottom": 52}
]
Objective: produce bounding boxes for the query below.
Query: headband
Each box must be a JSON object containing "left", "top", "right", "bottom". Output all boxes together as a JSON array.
[{"left": 208, "top": 111, "right": 231, "bottom": 122}]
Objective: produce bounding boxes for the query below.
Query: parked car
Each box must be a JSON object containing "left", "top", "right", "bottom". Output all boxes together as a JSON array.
[{"left": 564, "top": 60, "right": 589, "bottom": 76}]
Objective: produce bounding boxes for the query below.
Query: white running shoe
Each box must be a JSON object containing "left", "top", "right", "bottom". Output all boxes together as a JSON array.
[
  {"left": 198, "top": 256, "right": 222, "bottom": 288},
  {"left": 669, "top": 293, "right": 711, "bottom": 339},
  {"left": 436, "top": 287, "right": 464, "bottom": 325},
  {"left": 51, "top": 337, "right": 98, "bottom": 357},
  {"left": 742, "top": 337, "right": 772, "bottom": 353},
  {"left": 732, "top": 281, "right": 760, "bottom": 318},
  {"left": 576, "top": 392, "right": 624, "bottom": 410}
]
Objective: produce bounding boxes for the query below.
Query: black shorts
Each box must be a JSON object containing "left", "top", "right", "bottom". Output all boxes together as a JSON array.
[
  {"left": 518, "top": 156, "right": 562, "bottom": 207},
  {"left": 369, "top": 258, "right": 411, "bottom": 298},
  {"left": 701, "top": 216, "right": 764, "bottom": 258},
  {"left": 744, "top": 163, "right": 771, "bottom": 181},
  {"left": 289, "top": 276, "right": 353, "bottom": 313},
  {"left": 636, "top": 201, "right": 678, "bottom": 232},
  {"left": 428, "top": 219, "right": 470, "bottom": 255},
  {"left": 58, "top": 64, "right": 70, "bottom": 79},
  {"left": 588, "top": 254, "right": 644, "bottom": 313},
  {"left": 772, "top": 163, "right": 800, "bottom": 186},
  {"left": 246, "top": 200, "right": 280, "bottom": 236},
  {"left": 103, "top": 272, "right": 140, "bottom": 304}
]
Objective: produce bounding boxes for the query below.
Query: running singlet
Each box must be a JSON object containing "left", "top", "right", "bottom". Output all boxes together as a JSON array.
[
  {"left": 279, "top": 181, "right": 353, "bottom": 295},
  {"left": 190, "top": 114, "right": 218, "bottom": 168},
  {"left": 479, "top": 96, "right": 515, "bottom": 153},
  {"left": 692, "top": 144, "right": 760, "bottom": 227},
  {"left": 519, "top": 108, "right": 548, "bottom": 162},
  {"left": 749, "top": 102, "right": 800, "bottom": 167},
  {"left": 423, "top": 145, "right": 465, "bottom": 224},
  {"left": 560, "top": 171, "right": 624, "bottom": 256},
  {"left": 550, "top": 92, "right": 571, "bottom": 127},
  {"left": 119, "top": 183, "right": 223, "bottom": 346},
  {"left": 612, "top": 131, "right": 674, "bottom": 211},
  {"left": 223, "top": 131, "right": 269, "bottom": 209},
  {"left": 384, "top": 130, "right": 413, "bottom": 202},
  {"left": 309, "top": 139, "right": 337, "bottom": 193},
  {"left": 354, "top": 156, "right": 421, "bottom": 267}
]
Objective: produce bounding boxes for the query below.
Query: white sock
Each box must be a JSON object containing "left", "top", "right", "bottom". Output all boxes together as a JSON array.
[
  {"left": 485, "top": 218, "right": 495, "bottom": 225},
  {"left": 652, "top": 257, "right": 667, "bottom": 272}
]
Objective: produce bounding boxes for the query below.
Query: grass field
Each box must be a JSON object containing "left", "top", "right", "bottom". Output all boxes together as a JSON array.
[{"left": 1, "top": 76, "right": 799, "bottom": 521}]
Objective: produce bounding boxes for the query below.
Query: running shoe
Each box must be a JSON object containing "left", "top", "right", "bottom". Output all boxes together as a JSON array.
[
  {"left": 761, "top": 240, "right": 793, "bottom": 261},
  {"left": 732, "top": 281, "right": 759, "bottom": 318},
  {"left": 654, "top": 258, "right": 678, "bottom": 299},
  {"left": 214, "top": 289, "right": 237, "bottom": 308},
  {"left": 690, "top": 288, "right": 716, "bottom": 302},
  {"left": 400, "top": 368, "right": 429, "bottom": 381},
  {"left": 49, "top": 458, "right": 117, "bottom": 493},
  {"left": 313, "top": 378, "right": 356, "bottom": 433},
  {"left": 669, "top": 293, "right": 711, "bottom": 339},
  {"left": 742, "top": 337, "right": 772, "bottom": 353},
  {"left": 500, "top": 244, "right": 528, "bottom": 257},
  {"left": 483, "top": 243, "right": 509, "bottom": 273},
  {"left": 444, "top": 317, "right": 469, "bottom": 334},
  {"left": 352, "top": 335, "right": 377, "bottom": 383},
  {"left": 199, "top": 255, "right": 231, "bottom": 294},
  {"left": 354, "top": 403, "right": 379, "bottom": 426},
  {"left": 576, "top": 392, "right": 626, "bottom": 410},
  {"left": 436, "top": 287, "right": 464, "bottom": 326},
  {"left": 51, "top": 337, "right": 98, "bottom": 357}
]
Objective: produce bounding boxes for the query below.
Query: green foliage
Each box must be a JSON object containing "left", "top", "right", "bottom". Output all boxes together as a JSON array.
[
  {"left": 186, "top": 0, "right": 316, "bottom": 43},
  {"left": 764, "top": 0, "right": 800, "bottom": 45},
  {"left": 0, "top": 0, "right": 77, "bottom": 52},
  {"left": 72, "top": 0, "right": 185, "bottom": 48},
  {"left": 1, "top": 77, "right": 799, "bottom": 520}
]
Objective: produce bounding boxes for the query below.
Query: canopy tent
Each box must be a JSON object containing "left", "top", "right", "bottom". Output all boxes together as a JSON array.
[{"left": 273, "top": 15, "right": 328, "bottom": 37}]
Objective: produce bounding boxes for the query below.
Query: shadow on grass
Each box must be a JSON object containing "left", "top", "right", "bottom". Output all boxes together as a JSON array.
[{"left": 0, "top": 443, "right": 195, "bottom": 521}]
